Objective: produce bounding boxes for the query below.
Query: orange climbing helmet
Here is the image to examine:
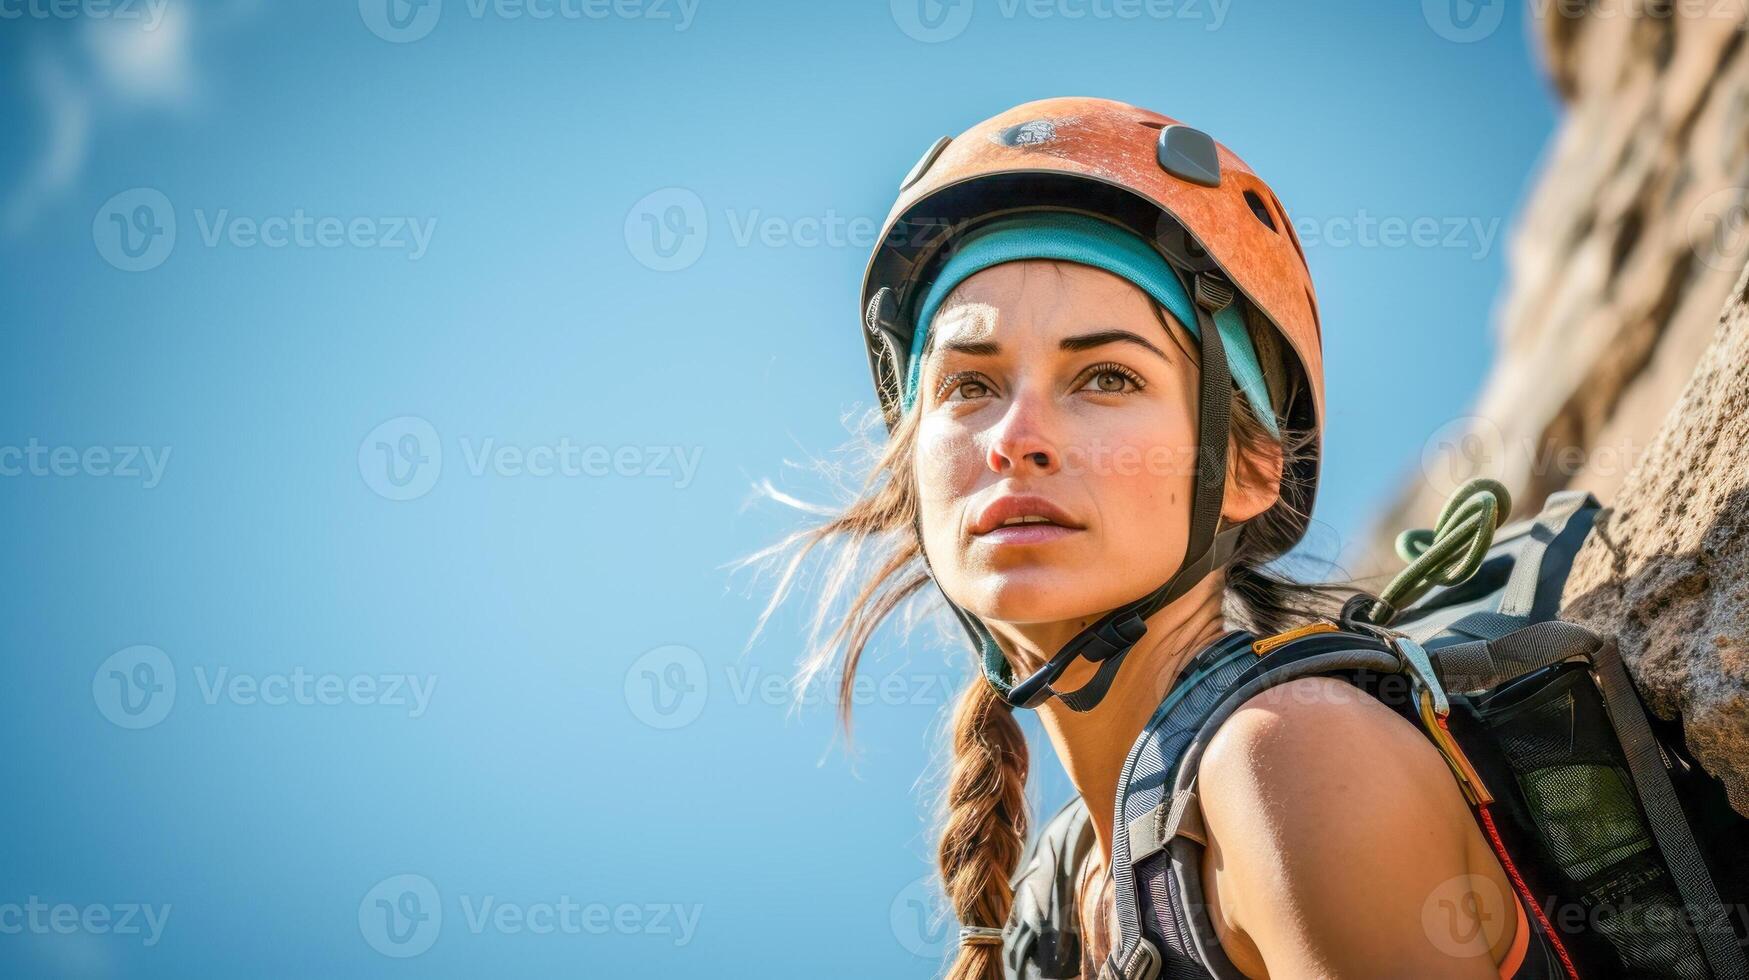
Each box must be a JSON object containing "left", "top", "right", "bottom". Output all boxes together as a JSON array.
[{"left": 858, "top": 96, "right": 1328, "bottom": 711}]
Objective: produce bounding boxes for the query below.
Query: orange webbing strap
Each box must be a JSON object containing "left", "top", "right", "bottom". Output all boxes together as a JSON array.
[
  {"left": 1249, "top": 620, "right": 1340, "bottom": 656},
  {"left": 1420, "top": 690, "right": 1494, "bottom": 806},
  {"left": 1498, "top": 889, "right": 1531, "bottom": 980}
]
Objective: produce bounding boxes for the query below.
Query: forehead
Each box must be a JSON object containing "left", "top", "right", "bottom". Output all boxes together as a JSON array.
[{"left": 927, "top": 260, "right": 1161, "bottom": 345}]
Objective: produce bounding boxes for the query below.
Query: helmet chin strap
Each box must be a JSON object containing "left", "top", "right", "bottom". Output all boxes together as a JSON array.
[{"left": 927, "top": 270, "right": 1245, "bottom": 714}]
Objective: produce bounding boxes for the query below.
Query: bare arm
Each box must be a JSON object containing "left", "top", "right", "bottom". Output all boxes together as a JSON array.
[{"left": 1197, "top": 676, "right": 1519, "bottom": 980}]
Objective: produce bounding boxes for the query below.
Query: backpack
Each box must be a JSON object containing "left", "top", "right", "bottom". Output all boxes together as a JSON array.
[{"left": 1006, "top": 487, "right": 1749, "bottom": 980}]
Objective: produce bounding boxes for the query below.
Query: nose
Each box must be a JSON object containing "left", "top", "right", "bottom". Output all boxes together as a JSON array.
[{"left": 986, "top": 399, "right": 1060, "bottom": 476}]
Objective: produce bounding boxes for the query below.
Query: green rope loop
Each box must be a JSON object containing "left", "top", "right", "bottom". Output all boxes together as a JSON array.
[{"left": 1368, "top": 476, "right": 1513, "bottom": 625}]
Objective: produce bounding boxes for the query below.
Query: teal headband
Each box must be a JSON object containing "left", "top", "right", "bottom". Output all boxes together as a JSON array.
[{"left": 901, "top": 212, "right": 1280, "bottom": 439}]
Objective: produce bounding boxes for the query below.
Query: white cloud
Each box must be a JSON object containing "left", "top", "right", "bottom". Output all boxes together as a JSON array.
[
  {"left": 5, "top": 0, "right": 262, "bottom": 235},
  {"left": 81, "top": 2, "right": 196, "bottom": 109}
]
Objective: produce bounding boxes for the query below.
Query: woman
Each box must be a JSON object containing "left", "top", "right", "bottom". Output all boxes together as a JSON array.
[{"left": 768, "top": 97, "right": 1562, "bottom": 979}]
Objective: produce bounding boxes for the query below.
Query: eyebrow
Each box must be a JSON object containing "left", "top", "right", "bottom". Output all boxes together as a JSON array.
[{"left": 932, "top": 329, "right": 1173, "bottom": 362}]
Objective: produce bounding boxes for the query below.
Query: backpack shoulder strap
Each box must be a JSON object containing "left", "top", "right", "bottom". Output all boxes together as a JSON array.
[
  {"left": 1106, "top": 625, "right": 1403, "bottom": 980},
  {"left": 1005, "top": 795, "right": 1096, "bottom": 979}
]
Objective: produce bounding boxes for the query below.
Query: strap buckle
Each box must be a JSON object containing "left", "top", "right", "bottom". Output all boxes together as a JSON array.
[
  {"left": 1100, "top": 938, "right": 1162, "bottom": 980},
  {"left": 1121, "top": 938, "right": 1161, "bottom": 980},
  {"left": 1394, "top": 633, "right": 1450, "bottom": 717},
  {"left": 1079, "top": 613, "right": 1148, "bottom": 662}
]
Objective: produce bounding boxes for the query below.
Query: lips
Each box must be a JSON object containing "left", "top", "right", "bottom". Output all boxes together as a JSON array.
[{"left": 969, "top": 495, "right": 1085, "bottom": 538}]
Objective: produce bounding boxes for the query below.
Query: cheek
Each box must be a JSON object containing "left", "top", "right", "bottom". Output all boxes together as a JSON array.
[
  {"left": 914, "top": 416, "right": 984, "bottom": 551},
  {"left": 1067, "top": 413, "right": 1197, "bottom": 533},
  {"left": 916, "top": 414, "right": 984, "bottom": 490}
]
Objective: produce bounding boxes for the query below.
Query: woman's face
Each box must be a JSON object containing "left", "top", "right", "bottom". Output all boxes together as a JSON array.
[{"left": 912, "top": 260, "right": 1278, "bottom": 632}]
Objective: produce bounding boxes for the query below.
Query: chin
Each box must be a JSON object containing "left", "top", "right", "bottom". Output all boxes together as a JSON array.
[{"left": 958, "top": 569, "right": 1116, "bottom": 626}]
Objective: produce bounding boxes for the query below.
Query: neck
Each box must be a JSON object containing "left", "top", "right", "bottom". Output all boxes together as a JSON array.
[{"left": 992, "top": 573, "right": 1233, "bottom": 862}]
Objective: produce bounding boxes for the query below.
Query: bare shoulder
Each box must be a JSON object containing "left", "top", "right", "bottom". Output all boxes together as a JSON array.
[
  {"left": 1202, "top": 675, "right": 1448, "bottom": 791},
  {"left": 1198, "top": 675, "right": 1465, "bottom": 868},
  {"left": 1196, "top": 675, "right": 1516, "bottom": 978}
]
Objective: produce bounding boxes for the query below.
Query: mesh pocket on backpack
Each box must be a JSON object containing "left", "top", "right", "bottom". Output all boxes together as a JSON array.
[{"left": 1482, "top": 664, "right": 1709, "bottom": 978}]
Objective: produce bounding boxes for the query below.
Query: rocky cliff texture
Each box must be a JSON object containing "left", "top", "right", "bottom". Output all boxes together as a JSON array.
[
  {"left": 1560, "top": 264, "right": 1749, "bottom": 811},
  {"left": 1358, "top": 5, "right": 1749, "bottom": 810},
  {"left": 1363, "top": 6, "right": 1749, "bottom": 554}
]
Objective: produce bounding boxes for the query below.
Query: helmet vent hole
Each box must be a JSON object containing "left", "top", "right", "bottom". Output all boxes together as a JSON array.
[{"left": 1244, "top": 190, "right": 1278, "bottom": 232}]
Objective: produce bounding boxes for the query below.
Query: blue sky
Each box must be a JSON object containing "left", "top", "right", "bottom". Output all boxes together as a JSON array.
[{"left": 0, "top": 1, "right": 1557, "bottom": 976}]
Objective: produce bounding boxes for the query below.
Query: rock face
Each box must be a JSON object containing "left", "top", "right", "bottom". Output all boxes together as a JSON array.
[
  {"left": 1561, "top": 267, "right": 1749, "bottom": 813},
  {"left": 1357, "top": 5, "right": 1749, "bottom": 812},
  {"left": 1361, "top": 5, "right": 1749, "bottom": 568}
]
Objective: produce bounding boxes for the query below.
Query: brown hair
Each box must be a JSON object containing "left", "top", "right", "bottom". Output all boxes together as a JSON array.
[{"left": 751, "top": 295, "right": 1355, "bottom": 980}]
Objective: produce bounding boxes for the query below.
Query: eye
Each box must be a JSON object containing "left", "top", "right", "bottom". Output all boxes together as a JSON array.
[
  {"left": 938, "top": 372, "right": 996, "bottom": 402},
  {"left": 1076, "top": 362, "right": 1145, "bottom": 395}
]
